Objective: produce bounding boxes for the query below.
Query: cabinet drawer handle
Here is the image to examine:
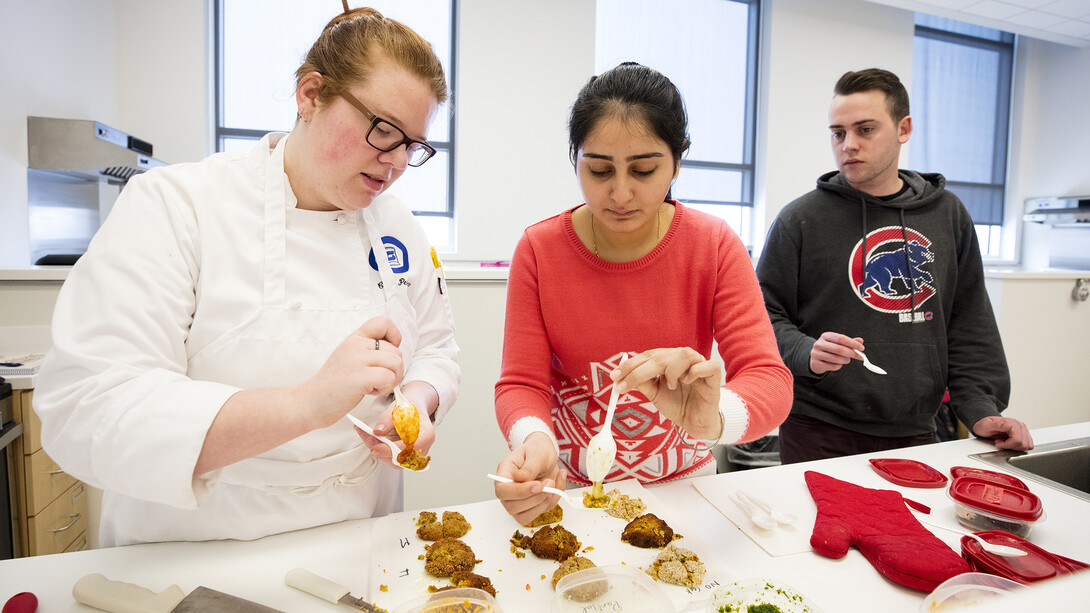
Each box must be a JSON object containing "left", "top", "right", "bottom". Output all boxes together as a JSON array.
[
  {"left": 49, "top": 469, "right": 67, "bottom": 475},
  {"left": 53, "top": 513, "right": 81, "bottom": 533}
]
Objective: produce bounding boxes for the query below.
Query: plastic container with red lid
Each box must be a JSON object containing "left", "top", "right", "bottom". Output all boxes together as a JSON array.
[
  {"left": 948, "top": 476, "right": 1043, "bottom": 537},
  {"left": 961, "top": 530, "right": 1089, "bottom": 584},
  {"left": 948, "top": 466, "right": 1030, "bottom": 490}
]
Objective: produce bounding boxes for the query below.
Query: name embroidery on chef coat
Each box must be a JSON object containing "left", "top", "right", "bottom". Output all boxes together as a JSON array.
[{"left": 848, "top": 225, "right": 936, "bottom": 321}]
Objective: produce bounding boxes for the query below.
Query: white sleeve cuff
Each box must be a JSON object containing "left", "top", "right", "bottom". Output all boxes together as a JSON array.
[
  {"left": 702, "top": 388, "right": 749, "bottom": 446},
  {"left": 507, "top": 416, "right": 558, "bottom": 455}
]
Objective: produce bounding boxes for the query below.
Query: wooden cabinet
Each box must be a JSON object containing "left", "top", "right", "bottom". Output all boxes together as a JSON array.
[{"left": 11, "top": 388, "right": 89, "bottom": 556}]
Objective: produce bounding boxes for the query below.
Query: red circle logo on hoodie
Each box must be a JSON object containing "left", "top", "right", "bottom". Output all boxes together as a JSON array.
[{"left": 848, "top": 226, "right": 936, "bottom": 314}]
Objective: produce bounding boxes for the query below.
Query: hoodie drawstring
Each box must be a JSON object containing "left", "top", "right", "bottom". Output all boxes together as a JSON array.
[
  {"left": 860, "top": 197, "right": 868, "bottom": 298},
  {"left": 899, "top": 208, "right": 918, "bottom": 319}
]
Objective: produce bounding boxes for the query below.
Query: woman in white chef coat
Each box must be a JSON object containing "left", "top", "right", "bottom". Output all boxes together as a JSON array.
[{"left": 33, "top": 5, "right": 459, "bottom": 546}]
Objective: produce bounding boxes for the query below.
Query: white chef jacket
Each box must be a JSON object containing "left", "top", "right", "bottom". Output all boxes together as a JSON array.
[{"left": 34, "top": 133, "right": 460, "bottom": 546}]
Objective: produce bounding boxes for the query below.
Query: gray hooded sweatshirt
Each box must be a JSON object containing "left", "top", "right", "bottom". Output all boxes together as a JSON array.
[{"left": 755, "top": 169, "right": 1010, "bottom": 437}]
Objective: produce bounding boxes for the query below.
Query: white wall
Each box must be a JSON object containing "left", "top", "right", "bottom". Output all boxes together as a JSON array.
[
  {"left": 757, "top": 0, "right": 915, "bottom": 249},
  {"left": 0, "top": 2, "right": 208, "bottom": 268},
  {"left": 1009, "top": 40, "right": 1090, "bottom": 269},
  {"left": 452, "top": 0, "right": 592, "bottom": 262}
]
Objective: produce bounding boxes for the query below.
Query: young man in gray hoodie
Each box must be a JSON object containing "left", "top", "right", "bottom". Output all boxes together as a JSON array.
[{"left": 756, "top": 68, "right": 1033, "bottom": 463}]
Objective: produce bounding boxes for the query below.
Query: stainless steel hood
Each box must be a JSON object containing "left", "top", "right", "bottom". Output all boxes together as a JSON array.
[
  {"left": 27, "top": 116, "right": 166, "bottom": 182},
  {"left": 1023, "top": 195, "right": 1090, "bottom": 226}
]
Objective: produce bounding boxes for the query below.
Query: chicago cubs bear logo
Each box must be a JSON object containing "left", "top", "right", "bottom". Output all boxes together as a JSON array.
[{"left": 848, "top": 226, "right": 936, "bottom": 314}]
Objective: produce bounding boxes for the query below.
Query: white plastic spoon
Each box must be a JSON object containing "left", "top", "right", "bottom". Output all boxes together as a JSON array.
[
  {"left": 730, "top": 491, "right": 777, "bottom": 530},
  {"left": 855, "top": 349, "right": 888, "bottom": 375},
  {"left": 344, "top": 413, "right": 429, "bottom": 472},
  {"left": 739, "top": 490, "right": 797, "bottom": 526},
  {"left": 486, "top": 474, "right": 578, "bottom": 507},
  {"left": 586, "top": 356, "right": 628, "bottom": 487},
  {"left": 914, "top": 516, "right": 1027, "bottom": 557}
]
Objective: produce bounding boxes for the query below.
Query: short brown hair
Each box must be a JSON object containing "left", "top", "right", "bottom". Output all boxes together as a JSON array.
[
  {"left": 296, "top": 6, "right": 448, "bottom": 107},
  {"left": 834, "top": 68, "right": 909, "bottom": 123}
]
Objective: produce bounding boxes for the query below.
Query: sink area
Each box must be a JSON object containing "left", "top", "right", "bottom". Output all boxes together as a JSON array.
[{"left": 970, "top": 437, "right": 1090, "bottom": 502}]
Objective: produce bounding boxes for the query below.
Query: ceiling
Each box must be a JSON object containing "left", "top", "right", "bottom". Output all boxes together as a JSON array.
[{"left": 864, "top": 0, "right": 1090, "bottom": 46}]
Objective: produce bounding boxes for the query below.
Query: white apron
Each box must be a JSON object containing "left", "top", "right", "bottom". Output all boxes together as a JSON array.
[{"left": 100, "top": 135, "right": 421, "bottom": 545}]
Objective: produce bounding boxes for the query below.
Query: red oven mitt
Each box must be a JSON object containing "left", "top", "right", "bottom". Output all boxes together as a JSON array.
[{"left": 805, "top": 470, "right": 970, "bottom": 592}]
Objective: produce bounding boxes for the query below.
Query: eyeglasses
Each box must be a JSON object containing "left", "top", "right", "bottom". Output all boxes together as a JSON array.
[{"left": 338, "top": 90, "right": 436, "bottom": 167}]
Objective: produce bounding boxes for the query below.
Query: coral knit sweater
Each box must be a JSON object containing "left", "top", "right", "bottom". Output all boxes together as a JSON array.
[{"left": 495, "top": 202, "right": 792, "bottom": 485}]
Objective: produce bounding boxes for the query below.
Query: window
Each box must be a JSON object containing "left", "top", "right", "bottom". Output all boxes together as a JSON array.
[
  {"left": 911, "top": 14, "right": 1015, "bottom": 257},
  {"left": 594, "top": 0, "right": 761, "bottom": 247},
  {"left": 214, "top": 0, "right": 456, "bottom": 248}
]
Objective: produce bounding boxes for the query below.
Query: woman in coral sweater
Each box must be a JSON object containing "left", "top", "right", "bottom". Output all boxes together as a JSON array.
[{"left": 493, "top": 62, "right": 793, "bottom": 525}]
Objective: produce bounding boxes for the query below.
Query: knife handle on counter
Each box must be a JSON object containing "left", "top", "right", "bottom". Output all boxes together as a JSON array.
[
  {"left": 73, "top": 573, "right": 185, "bottom": 613},
  {"left": 285, "top": 568, "right": 350, "bottom": 603}
]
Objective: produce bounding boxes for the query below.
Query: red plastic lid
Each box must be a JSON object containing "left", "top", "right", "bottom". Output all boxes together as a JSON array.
[
  {"left": 949, "top": 466, "right": 1030, "bottom": 490},
  {"left": 961, "top": 530, "right": 1086, "bottom": 584},
  {"left": 949, "top": 476, "right": 1043, "bottom": 521},
  {"left": 869, "top": 458, "right": 948, "bottom": 488}
]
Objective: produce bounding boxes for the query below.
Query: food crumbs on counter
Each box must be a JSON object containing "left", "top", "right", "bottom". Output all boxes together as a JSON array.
[
  {"left": 379, "top": 584, "right": 388, "bottom": 592},
  {"left": 540, "top": 574, "right": 546, "bottom": 580},
  {"left": 525, "top": 583, "right": 531, "bottom": 591}
]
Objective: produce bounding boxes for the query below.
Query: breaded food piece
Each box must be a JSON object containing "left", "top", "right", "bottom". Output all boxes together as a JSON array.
[
  {"left": 398, "top": 447, "right": 431, "bottom": 470},
  {"left": 621, "top": 513, "right": 676, "bottom": 549},
  {"left": 529, "top": 524, "right": 581, "bottom": 561},
  {"left": 417, "top": 511, "right": 442, "bottom": 540},
  {"left": 449, "top": 571, "right": 497, "bottom": 597},
  {"left": 440, "top": 511, "right": 471, "bottom": 537},
  {"left": 511, "top": 525, "right": 581, "bottom": 562},
  {"left": 551, "top": 555, "right": 597, "bottom": 588},
  {"left": 646, "top": 544, "right": 706, "bottom": 587},
  {"left": 526, "top": 504, "right": 564, "bottom": 527},
  {"left": 605, "top": 490, "right": 647, "bottom": 521},
  {"left": 510, "top": 530, "right": 531, "bottom": 550},
  {"left": 416, "top": 510, "right": 471, "bottom": 541},
  {"left": 424, "top": 538, "right": 479, "bottom": 577}
]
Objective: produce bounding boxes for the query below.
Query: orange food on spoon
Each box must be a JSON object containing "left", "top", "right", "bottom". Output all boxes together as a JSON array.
[{"left": 391, "top": 391, "right": 430, "bottom": 470}]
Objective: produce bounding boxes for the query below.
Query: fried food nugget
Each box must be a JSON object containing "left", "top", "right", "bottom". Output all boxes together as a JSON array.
[
  {"left": 529, "top": 524, "right": 581, "bottom": 561},
  {"left": 646, "top": 544, "right": 706, "bottom": 587},
  {"left": 510, "top": 524, "right": 581, "bottom": 561},
  {"left": 441, "top": 571, "right": 498, "bottom": 597},
  {"left": 416, "top": 511, "right": 472, "bottom": 541},
  {"left": 621, "top": 513, "right": 677, "bottom": 549},
  {"left": 526, "top": 505, "right": 564, "bottom": 527},
  {"left": 604, "top": 490, "right": 646, "bottom": 521},
  {"left": 551, "top": 555, "right": 597, "bottom": 589},
  {"left": 398, "top": 448, "right": 431, "bottom": 470},
  {"left": 424, "top": 538, "right": 479, "bottom": 577}
]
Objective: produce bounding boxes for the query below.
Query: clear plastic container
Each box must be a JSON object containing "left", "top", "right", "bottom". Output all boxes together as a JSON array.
[
  {"left": 919, "top": 572, "right": 1027, "bottom": 612},
  {"left": 948, "top": 476, "right": 1044, "bottom": 538},
  {"left": 392, "top": 587, "right": 502, "bottom": 613},
  {"left": 552, "top": 565, "right": 672, "bottom": 612}
]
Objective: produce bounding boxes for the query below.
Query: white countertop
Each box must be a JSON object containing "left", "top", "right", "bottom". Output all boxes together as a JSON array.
[
  {"left": 8, "top": 265, "right": 1090, "bottom": 283},
  {"left": 0, "top": 263, "right": 512, "bottom": 283},
  {"left": 1, "top": 422, "right": 1088, "bottom": 612},
  {"left": 984, "top": 266, "right": 1090, "bottom": 279}
]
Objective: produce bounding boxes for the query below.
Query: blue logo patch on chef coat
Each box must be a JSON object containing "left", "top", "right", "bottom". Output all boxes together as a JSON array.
[{"left": 369, "top": 236, "right": 410, "bottom": 274}]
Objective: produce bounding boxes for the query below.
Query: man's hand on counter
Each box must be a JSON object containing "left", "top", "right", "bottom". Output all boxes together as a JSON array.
[{"left": 973, "top": 415, "right": 1034, "bottom": 450}]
